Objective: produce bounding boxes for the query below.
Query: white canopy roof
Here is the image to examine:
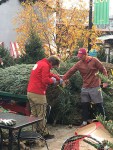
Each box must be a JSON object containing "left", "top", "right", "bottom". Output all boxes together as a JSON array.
[{"left": 97, "top": 35, "right": 113, "bottom": 41}]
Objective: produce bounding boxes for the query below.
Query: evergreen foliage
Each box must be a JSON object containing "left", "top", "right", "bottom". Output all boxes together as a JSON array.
[
  {"left": 0, "top": 64, "right": 33, "bottom": 94},
  {"left": 0, "top": 61, "right": 113, "bottom": 125},
  {"left": 96, "top": 72, "right": 113, "bottom": 120},
  {"left": 0, "top": 46, "right": 15, "bottom": 68},
  {"left": 96, "top": 115, "right": 113, "bottom": 149},
  {"left": 17, "top": 30, "right": 45, "bottom": 64},
  {"left": 97, "top": 47, "right": 106, "bottom": 62}
]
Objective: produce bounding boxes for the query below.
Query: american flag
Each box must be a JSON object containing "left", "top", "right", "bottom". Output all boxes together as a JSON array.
[{"left": 10, "top": 42, "right": 21, "bottom": 58}]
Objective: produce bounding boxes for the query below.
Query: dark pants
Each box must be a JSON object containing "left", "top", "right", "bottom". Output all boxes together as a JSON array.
[{"left": 81, "top": 102, "right": 105, "bottom": 121}]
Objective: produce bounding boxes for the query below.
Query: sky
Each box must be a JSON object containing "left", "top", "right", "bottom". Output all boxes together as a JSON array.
[{"left": 62, "top": 0, "right": 113, "bottom": 17}]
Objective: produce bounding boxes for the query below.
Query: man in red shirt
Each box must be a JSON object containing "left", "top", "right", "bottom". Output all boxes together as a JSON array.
[
  {"left": 63, "top": 48, "right": 108, "bottom": 126},
  {"left": 27, "top": 56, "right": 62, "bottom": 139}
]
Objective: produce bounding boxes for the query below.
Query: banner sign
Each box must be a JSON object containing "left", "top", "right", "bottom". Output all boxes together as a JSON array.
[{"left": 94, "top": 0, "right": 110, "bottom": 25}]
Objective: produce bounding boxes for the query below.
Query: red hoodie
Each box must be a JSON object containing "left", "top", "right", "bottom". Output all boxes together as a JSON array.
[{"left": 27, "top": 58, "right": 60, "bottom": 95}]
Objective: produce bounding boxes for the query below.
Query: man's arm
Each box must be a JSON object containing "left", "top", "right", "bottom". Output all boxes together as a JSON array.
[
  {"left": 95, "top": 58, "right": 107, "bottom": 76},
  {"left": 42, "top": 66, "right": 55, "bottom": 85},
  {"left": 50, "top": 72, "right": 60, "bottom": 81},
  {"left": 63, "top": 63, "right": 78, "bottom": 80},
  {"left": 95, "top": 58, "right": 108, "bottom": 88}
]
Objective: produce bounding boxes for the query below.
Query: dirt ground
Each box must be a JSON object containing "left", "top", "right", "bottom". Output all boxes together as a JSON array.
[
  {"left": 33, "top": 124, "right": 78, "bottom": 150},
  {"left": 2, "top": 124, "right": 78, "bottom": 150},
  {"left": 3, "top": 123, "right": 111, "bottom": 150},
  {"left": 3, "top": 122, "right": 113, "bottom": 150}
]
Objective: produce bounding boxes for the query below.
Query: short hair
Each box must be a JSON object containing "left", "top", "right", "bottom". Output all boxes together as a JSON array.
[{"left": 47, "top": 56, "right": 60, "bottom": 66}]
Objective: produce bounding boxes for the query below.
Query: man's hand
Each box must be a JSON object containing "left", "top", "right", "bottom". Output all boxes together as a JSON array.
[
  {"left": 60, "top": 79, "right": 70, "bottom": 88},
  {"left": 51, "top": 77, "right": 57, "bottom": 84},
  {"left": 59, "top": 78, "right": 63, "bottom": 84},
  {"left": 55, "top": 78, "right": 64, "bottom": 86},
  {"left": 51, "top": 77, "right": 59, "bottom": 86},
  {"left": 103, "top": 83, "right": 108, "bottom": 88}
]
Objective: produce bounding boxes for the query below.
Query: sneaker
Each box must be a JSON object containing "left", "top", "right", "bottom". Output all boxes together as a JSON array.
[
  {"left": 43, "top": 134, "right": 55, "bottom": 140},
  {"left": 80, "top": 121, "right": 88, "bottom": 127}
]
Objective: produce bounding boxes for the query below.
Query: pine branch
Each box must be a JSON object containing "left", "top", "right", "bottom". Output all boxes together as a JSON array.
[
  {"left": 96, "top": 115, "right": 113, "bottom": 149},
  {"left": 96, "top": 72, "right": 113, "bottom": 89}
]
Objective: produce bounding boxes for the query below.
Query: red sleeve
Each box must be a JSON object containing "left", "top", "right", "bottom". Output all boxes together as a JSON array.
[
  {"left": 41, "top": 65, "right": 54, "bottom": 85},
  {"left": 50, "top": 73, "right": 60, "bottom": 81},
  {"left": 94, "top": 58, "right": 108, "bottom": 77}
]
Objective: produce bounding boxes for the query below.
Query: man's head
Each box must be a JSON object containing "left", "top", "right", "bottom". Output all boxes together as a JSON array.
[
  {"left": 47, "top": 56, "right": 60, "bottom": 68},
  {"left": 77, "top": 48, "right": 88, "bottom": 60}
]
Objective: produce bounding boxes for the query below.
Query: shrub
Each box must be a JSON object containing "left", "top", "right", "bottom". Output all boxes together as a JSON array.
[
  {"left": 0, "top": 64, "right": 33, "bottom": 94},
  {"left": 16, "top": 30, "right": 45, "bottom": 64},
  {"left": 0, "top": 46, "right": 15, "bottom": 68}
]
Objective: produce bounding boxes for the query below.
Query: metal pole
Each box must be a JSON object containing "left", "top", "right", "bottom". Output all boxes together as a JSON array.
[{"left": 88, "top": 0, "right": 93, "bottom": 53}]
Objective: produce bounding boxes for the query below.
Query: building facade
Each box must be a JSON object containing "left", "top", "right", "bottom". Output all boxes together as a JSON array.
[{"left": 0, "top": 0, "right": 22, "bottom": 49}]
